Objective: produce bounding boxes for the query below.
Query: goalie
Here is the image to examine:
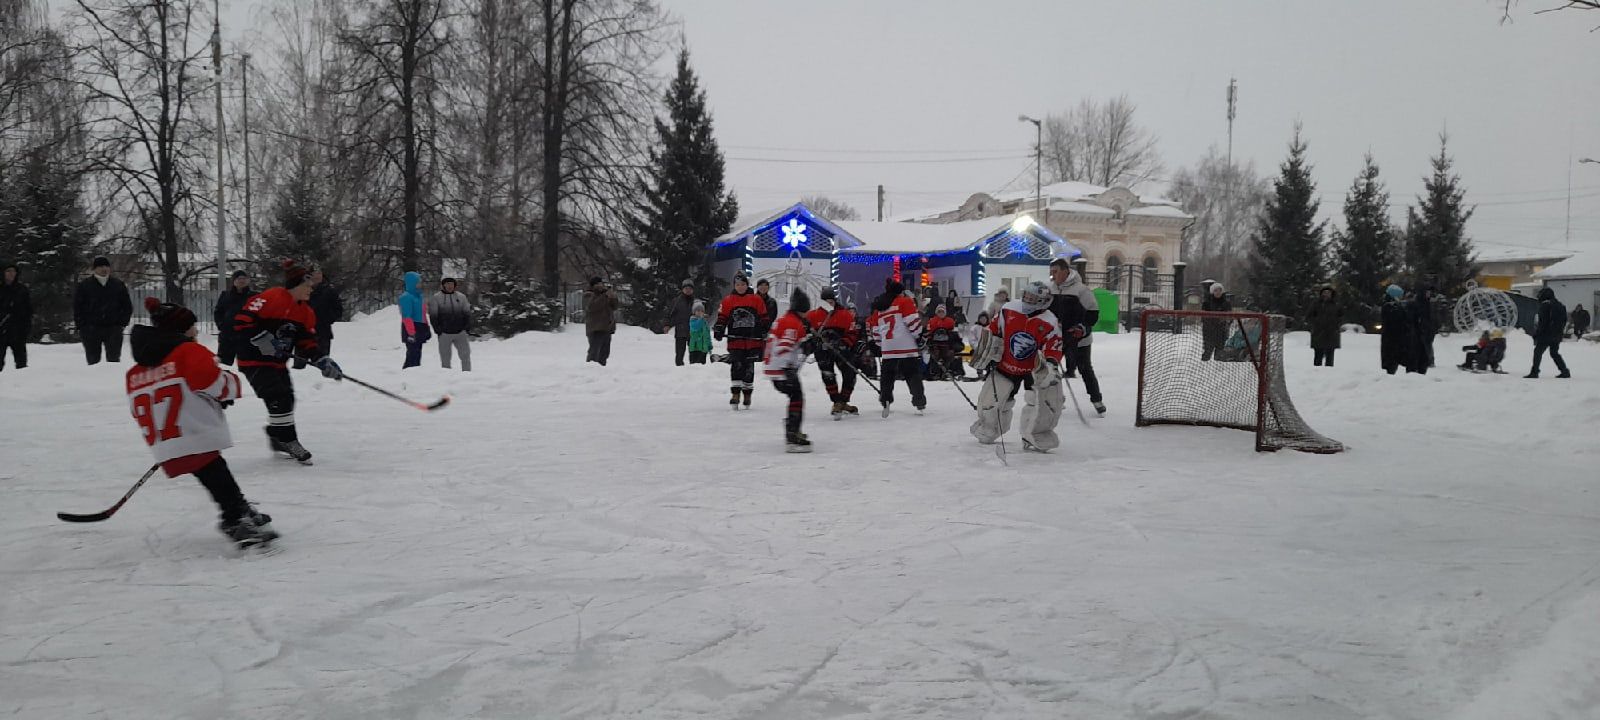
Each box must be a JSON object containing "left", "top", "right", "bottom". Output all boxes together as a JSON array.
[{"left": 968, "top": 281, "right": 1067, "bottom": 452}]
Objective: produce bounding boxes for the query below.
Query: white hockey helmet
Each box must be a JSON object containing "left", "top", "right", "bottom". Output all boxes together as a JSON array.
[{"left": 1019, "top": 280, "right": 1053, "bottom": 311}]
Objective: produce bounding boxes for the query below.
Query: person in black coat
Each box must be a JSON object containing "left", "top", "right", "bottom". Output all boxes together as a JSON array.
[
  {"left": 73, "top": 256, "right": 134, "bottom": 364},
  {"left": 1379, "top": 284, "right": 1416, "bottom": 375},
  {"left": 1200, "top": 282, "right": 1233, "bottom": 361},
  {"left": 1, "top": 262, "right": 32, "bottom": 371},
  {"left": 754, "top": 278, "right": 778, "bottom": 335},
  {"left": 307, "top": 270, "right": 344, "bottom": 356},
  {"left": 1306, "top": 286, "right": 1342, "bottom": 367},
  {"left": 662, "top": 280, "right": 696, "bottom": 366},
  {"left": 1571, "top": 304, "right": 1590, "bottom": 339},
  {"left": 212, "top": 270, "right": 256, "bottom": 365},
  {"left": 1410, "top": 287, "right": 1438, "bottom": 370},
  {"left": 1526, "top": 287, "right": 1571, "bottom": 379}
]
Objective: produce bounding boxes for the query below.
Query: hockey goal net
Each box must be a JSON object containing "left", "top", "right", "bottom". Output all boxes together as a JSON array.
[{"left": 1135, "top": 310, "right": 1343, "bottom": 454}]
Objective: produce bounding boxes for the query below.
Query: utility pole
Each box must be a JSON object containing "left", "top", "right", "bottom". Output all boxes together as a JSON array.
[
  {"left": 211, "top": 0, "right": 226, "bottom": 292},
  {"left": 242, "top": 53, "right": 253, "bottom": 261},
  {"left": 877, "top": 184, "right": 885, "bottom": 222},
  {"left": 1226, "top": 78, "right": 1237, "bottom": 168},
  {"left": 1568, "top": 154, "right": 1574, "bottom": 248},
  {"left": 1018, "top": 114, "right": 1043, "bottom": 222}
]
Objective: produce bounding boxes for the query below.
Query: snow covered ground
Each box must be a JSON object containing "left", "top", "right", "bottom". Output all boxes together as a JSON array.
[{"left": 2, "top": 312, "right": 1598, "bottom": 720}]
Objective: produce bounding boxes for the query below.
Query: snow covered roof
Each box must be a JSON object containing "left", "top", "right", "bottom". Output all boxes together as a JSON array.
[
  {"left": 1126, "top": 204, "right": 1193, "bottom": 219},
  {"left": 836, "top": 215, "right": 1080, "bottom": 257},
  {"left": 1474, "top": 245, "right": 1574, "bottom": 264},
  {"left": 712, "top": 202, "right": 866, "bottom": 249},
  {"left": 1535, "top": 252, "right": 1600, "bottom": 279}
]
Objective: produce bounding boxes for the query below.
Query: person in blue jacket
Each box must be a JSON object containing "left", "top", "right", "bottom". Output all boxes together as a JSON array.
[{"left": 399, "top": 271, "right": 431, "bottom": 368}]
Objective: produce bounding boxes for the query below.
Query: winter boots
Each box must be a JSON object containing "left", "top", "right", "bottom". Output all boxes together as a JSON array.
[
  {"left": 829, "top": 401, "right": 861, "bottom": 419},
  {"left": 742, "top": 388, "right": 753, "bottom": 408},
  {"left": 730, "top": 389, "right": 741, "bottom": 409},
  {"left": 785, "top": 431, "right": 812, "bottom": 453},
  {"left": 1093, "top": 401, "right": 1107, "bottom": 416}
]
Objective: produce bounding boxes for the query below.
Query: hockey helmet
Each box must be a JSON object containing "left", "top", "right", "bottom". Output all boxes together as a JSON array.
[
  {"left": 1019, "top": 280, "right": 1053, "bottom": 311},
  {"left": 789, "top": 288, "right": 812, "bottom": 315}
]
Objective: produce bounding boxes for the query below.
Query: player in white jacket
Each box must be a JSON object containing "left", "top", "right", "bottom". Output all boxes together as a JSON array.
[{"left": 127, "top": 298, "right": 278, "bottom": 547}]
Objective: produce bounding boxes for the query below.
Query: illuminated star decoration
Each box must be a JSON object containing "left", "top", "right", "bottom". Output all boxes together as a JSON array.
[{"left": 780, "top": 219, "right": 808, "bottom": 248}]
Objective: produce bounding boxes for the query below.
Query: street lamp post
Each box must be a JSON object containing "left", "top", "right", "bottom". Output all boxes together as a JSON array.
[{"left": 1018, "top": 115, "right": 1043, "bottom": 225}]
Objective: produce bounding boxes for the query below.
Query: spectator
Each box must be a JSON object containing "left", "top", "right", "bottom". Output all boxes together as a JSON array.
[
  {"left": 1571, "top": 303, "right": 1590, "bottom": 339},
  {"left": 1200, "top": 282, "right": 1232, "bottom": 362},
  {"left": 307, "top": 270, "right": 344, "bottom": 357},
  {"left": 428, "top": 277, "right": 473, "bottom": 371},
  {"left": 1, "top": 262, "right": 32, "bottom": 371},
  {"left": 663, "top": 279, "right": 695, "bottom": 366},
  {"left": 1048, "top": 258, "right": 1104, "bottom": 414},
  {"left": 1459, "top": 329, "right": 1507, "bottom": 373},
  {"left": 399, "top": 271, "right": 430, "bottom": 369},
  {"left": 688, "top": 300, "right": 711, "bottom": 364},
  {"left": 754, "top": 278, "right": 778, "bottom": 335},
  {"left": 1411, "top": 287, "right": 1438, "bottom": 369},
  {"left": 945, "top": 289, "right": 967, "bottom": 325},
  {"left": 74, "top": 256, "right": 133, "bottom": 365},
  {"left": 585, "top": 276, "right": 618, "bottom": 366},
  {"left": 212, "top": 270, "right": 255, "bottom": 366},
  {"left": 1380, "top": 284, "right": 1416, "bottom": 375},
  {"left": 925, "top": 304, "right": 960, "bottom": 380},
  {"left": 1307, "top": 286, "right": 1341, "bottom": 367},
  {"left": 1526, "top": 287, "right": 1571, "bottom": 379}
]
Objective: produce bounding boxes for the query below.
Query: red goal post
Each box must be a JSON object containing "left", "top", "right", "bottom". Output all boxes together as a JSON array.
[{"left": 1135, "top": 309, "right": 1343, "bottom": 454}]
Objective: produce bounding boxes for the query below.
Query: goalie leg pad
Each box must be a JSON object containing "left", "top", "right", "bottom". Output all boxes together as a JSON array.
[
  {"left": 1020, "top": 363, "right": 1064, "bottom": 451},
  {"left": 971, "top": 371, "right": 1020, "bottom": 444}
]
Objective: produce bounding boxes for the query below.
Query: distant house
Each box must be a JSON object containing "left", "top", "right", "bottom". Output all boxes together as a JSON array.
[
  {"left": 1534, "top": 253, "right": 1600, "bottom": 317},
  {"left": 1475, "top": 245, "right": 1574, "bottom": 290}
]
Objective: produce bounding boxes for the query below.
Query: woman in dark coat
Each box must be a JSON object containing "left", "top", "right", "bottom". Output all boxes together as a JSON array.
[
  {"left": 1307, "top": 286, "right": 1342, "bottom": 367},
  {"left": 1379, "top": 284, "right": 1416, "bottom": 375}
]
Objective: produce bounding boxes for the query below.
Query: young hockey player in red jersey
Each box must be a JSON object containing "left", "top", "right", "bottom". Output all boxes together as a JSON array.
[
  {"left": 127, "top": 298, "right": 278, "bottom": 547},
  {"left": 925, "top": 304, "right": 960, "bottom": 380},
  {"left": 233, "top": 260, "right": 343, "bottom": 464},
  {"left": 968, "top": 280, "right": 1066, "bottom": 452},
  {"left": 765, "top": 289, "right": 814, "bottom": 452},
  {"left": 714, "top": 273, "right": 770, "bottom": 409},
  {"left": 805, "top": 287, "right": 860, "bottom": 418},
  {"left": 869, "top": 279, "right": 925, "bottom": 416}
]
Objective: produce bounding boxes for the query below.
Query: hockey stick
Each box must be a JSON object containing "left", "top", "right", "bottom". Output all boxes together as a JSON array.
[
  {"left": 1060, "top": 371, "right": 1090, "bottom": 427},
  {"left": 342, "top": 374, "right": 451, "bottom": 412},
  {"left": 57, "top": 463, "right": 160, "bottom": 523},
  {"left": 948, "top": 374, "right": 978, "bottom": 410}
]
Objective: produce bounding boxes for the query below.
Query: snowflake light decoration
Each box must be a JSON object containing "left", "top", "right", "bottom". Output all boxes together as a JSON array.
[{"left": 780, "top": 218, "right": 808, "bottom": 249}]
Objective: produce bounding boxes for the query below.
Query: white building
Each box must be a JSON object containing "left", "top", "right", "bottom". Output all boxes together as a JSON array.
[{"left": 1534, "top": 253, "right": 1600, "bottom": 317}]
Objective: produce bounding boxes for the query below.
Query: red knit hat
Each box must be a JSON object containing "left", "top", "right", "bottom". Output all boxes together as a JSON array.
[
  {"left": 144, "top": 297, "right": 197, "bottom": 334},
  {"left": 282, "top": 258, "right": 310, "bottom": 289}
]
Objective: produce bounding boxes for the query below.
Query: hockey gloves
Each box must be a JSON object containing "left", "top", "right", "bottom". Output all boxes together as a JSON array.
[
  {"left": 312, "top": 356, "right": 343, "bottom": 380},
  {"left": 250, "top": 330, "right": 293, "bottom": 359},
  {"left": 1067, "top": 324, "right": 1089, "bottom": 341},
  {"left": 713, "top": 325, "right": 726, "bottom": 342}
]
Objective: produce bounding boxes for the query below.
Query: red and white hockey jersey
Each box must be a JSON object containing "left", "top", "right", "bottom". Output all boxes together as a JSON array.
[
  {"left": 126, "top": 327, "right": 243, "bottom": 475},
  {"left": 987, "top": 300, "right": 1065, "bottom": 378},
  {"left": 763, "top": 312, "right": 810, "bottom": 377},
  {"left": 872, "top": 294, "right": 922, "bottom": 360}
]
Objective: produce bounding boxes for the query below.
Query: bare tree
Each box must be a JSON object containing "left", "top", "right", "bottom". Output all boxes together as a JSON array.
[
  {"left": 71, "top": 0, "right": 215, "bottom": 304},
  {"left": 1041, "top": 95, "right": 1164, "bottom": 189},
  {"left": 1500, "top": 0, "right": 1600, "bottom": 23},
  {"left": 1166, "top": 146, "right": 1269, "bottom": 292},
  {"left": 801, "top": 195, "right": 861, "bottom": 221}
]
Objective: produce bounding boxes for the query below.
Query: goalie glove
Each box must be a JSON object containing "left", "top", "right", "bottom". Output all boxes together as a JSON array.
[{"left": 969, "top": 327, "right": 1001, "bottom": 371}]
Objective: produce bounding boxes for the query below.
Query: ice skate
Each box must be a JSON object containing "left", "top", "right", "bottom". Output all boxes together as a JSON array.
[
  {"left": 784, "top": 432, "right": 813, "bottom": 453},
  {"left": 742, "top": 388, "right": 752, "bottom": 408},
  {"left": 219, "top": 512, "right": 279, "bottom": 548},
  {"left": 831, "top": 401, "right": 845, "bottom": 420},
  {"left": 730, "top": 389, "right": 741, "bottom": 410},
  {"left": 1092, "top": 401, "right": 1107, "bottom": 416},
  {"left": 881, "top": 401, "right": 892, "bottom": 418},
  {"left": 842, "top": 403, "right": 859, "bottom": 415},
  {"left": 269, "top": 436, "right": 313, "bottom": 465}
]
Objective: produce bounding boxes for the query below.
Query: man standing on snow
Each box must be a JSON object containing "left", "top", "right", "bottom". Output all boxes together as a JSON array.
[
  {"left": 213, "top": 270, "right": 255, "bottom": 366},
  {"left": 1048, "top": 259, "right": 1103, "bottom": 415},
  {"left": 428, "top": 277, "right": 473, "bottom": 371},
  {"left": 1526, "top": 287, "right": 1571, "bottom": 379},
  {"left": 585, "top": 276, "right": 618, "bottom": 366},
  {"left": 663, "top": 279, "right": 696, "bottom": 366},
  {"left": 308, "top": 270, "right": 344, "bottom": 357},
  {"left": 233, "top": 260, "right": 343, "bottom": 464},
  {"left": 1570, "top": 304, "right": 1590, "bottom": 339},
  {"left": 1379, "top": 284, "right": 1415, "bottom": 375},
  {"left": 1, "top": 262, "right": 32, "bottom": 371},
  {"left": 399, "top": 271, "right": 431, "bottom": 369},
  {"left": 74, "top": 255, "right": 133, "bottom": 365}
]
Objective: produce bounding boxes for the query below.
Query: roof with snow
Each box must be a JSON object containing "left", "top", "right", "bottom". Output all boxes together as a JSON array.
[
  {"left": 1473, "top": 245, "right": 1575, "bottom": 264},
  {"left": 712, "top": 201, "right": 1081, "bottom": 259},
  {"left": 1535, "top": 252, "right": 1600, "bottom": 279},
  {"left": 895, "top": 180, "right": 1191, "bottom": 223}
]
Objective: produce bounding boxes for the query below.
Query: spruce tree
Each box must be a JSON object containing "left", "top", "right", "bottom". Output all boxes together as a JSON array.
[
  {"left": 0, "top": 149, "right": 94, "bottom": 337},
  {"left": 1247, "top": 126, "right": 1326, "bottom": 321},
  {"left": 259, "top": 160, "right": 336, "bottom": 276},
  {"left": 629, "top": 48, "right": 738, "bottom": 325},
  {"left": 1403, "top": 135, "right": 1477, "bottom": 295},
  {"left": 1330, "top": 153, "right": 1398, "bottom": 310}
]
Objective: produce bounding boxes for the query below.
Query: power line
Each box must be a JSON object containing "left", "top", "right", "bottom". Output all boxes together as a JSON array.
[
  {"left": 724, "top": 144, "right": 1026, "bottom": 155},
  {"left": 726, "top": 154, "right": 1031, "bottom": 166}
]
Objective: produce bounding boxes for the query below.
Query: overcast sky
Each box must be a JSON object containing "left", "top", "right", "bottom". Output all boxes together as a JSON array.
[{"left": 665, "top": 0, "right": 1600, "bottom": 258}]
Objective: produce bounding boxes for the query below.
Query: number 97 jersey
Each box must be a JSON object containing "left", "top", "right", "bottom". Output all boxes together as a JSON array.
[{"left": 126, "top": 338, "right": 243, "bottom": 465}]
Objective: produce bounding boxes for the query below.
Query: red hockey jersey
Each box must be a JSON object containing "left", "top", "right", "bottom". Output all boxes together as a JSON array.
[
  {"left": 926, "top": 316, "right": 958, "bottom": 345},
  {"left": 872, "top": 295, "right": 922, "bottom": 359},
  {"left": 763, "top": 312, "right": 810, "bottom": 377},
  {"left": 126, "top": 327, "right": 243, "bottom": 477},
  {"left": 987, "top": 301, "right": 1064, "bottom": 377},
  {"left": 805, "top": 303, "right": 858, "bottom": 349},
  {"left": 716, "top": 290, "right": 769, "bottom": 351},
  {"left": 233, "top": 286, "right": 320, "bottom": 368}
]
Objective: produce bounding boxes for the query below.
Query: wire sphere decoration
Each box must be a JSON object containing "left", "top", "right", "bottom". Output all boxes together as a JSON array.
[{"left": 1452, "top": 282, "right": 1518, "bottom": 332}]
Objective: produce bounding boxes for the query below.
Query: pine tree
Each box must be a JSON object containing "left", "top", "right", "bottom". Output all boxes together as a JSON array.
[
  {"left": 0, "top": 149, "right": 94, "bottom": 337},
  {"left": 1247, "top": 126, "right": 1326, "bottom": 321},
  {"left": 478, "top": 253, "right": 562, "bottom": 336},
  {"left": 628, "top": 48, "right": 737, "bottom": 326},
  {"left": 1403, "top": 135, "right": 1477, "bottom": 295},
  {"left": 1330, "top": 153, "right": 1398, "bottom": 311},
  {"left": 259, "top": 160, "right": 336, "bottom": 276}
]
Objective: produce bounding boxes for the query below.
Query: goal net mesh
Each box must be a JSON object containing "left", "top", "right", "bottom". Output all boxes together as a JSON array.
[{"left": 1136, "top": 310, "right": 1343, "bottom": 454}]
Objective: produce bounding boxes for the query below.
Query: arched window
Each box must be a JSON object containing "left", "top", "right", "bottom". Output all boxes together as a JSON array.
[
  {"left": 1142, "top": 256, "right": 1159, "bottom": 292},
  {"left": 1105, "top": 253, "right": 1123, "bottom": 291}
]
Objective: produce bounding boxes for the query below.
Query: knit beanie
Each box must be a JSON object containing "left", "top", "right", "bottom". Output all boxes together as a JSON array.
[
  {"left": 144, "top": 297, "right": 197, "bottom": 335},
  {"left": 283, "top": 259, "right": 310, "bottom": 289}
]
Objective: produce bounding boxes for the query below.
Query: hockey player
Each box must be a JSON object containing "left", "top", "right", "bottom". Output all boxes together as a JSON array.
[
  {"left": 870, "top": 279, "right": 925, "bottom": 416},
  {"left": 806, "top": 287, "right": 860, "bottom": 418},
  {"left": 128, "top": 297, "right": 278, "bottom": 547},
  {"left": 969, "top": 280, "right": 1066, "bottom": 452},
  {"left": 233, "top": 260, "right": 343, "bottom": 464},
  {"left": 765, "top": 289, "right": 815, "bottom": 452},
  {"left": 925, "top": 304, "right": 960, "bottom": 380},
  {"left": 714, "top": 273, "right": 768, "bottom": 409}
]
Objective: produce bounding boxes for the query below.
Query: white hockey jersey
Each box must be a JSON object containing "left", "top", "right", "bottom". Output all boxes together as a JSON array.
[
  {"left": 872, "top": 294, "right": 923, "bottom": 359},
  {"left": 126, "top": 328, "right": 243, "bottom": 469}
]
